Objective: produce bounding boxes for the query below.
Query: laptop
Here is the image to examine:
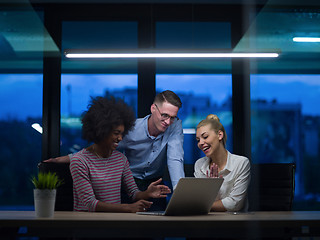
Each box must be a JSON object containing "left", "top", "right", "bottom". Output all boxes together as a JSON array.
[{"left": 137, "top": 177, "right": 224, "bottom": 216}]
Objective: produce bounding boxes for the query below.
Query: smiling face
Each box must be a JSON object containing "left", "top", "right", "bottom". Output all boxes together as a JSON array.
[
  {"left": 149, "top": 101, "right": 179, "bottom": 135},
  {"left": 99, "top": 124, "right": 125, "bottom": 152},
  {"left": 196, "top": 124, "right": 223, "bottom": 158}
]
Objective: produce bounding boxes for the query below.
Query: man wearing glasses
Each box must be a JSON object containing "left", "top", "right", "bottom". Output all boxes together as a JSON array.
[{"left": 119, "top": 90, "right": 185, "bottom": 210}]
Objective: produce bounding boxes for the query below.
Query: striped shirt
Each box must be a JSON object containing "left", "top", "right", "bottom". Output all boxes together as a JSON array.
[{"left": 70, "top": 148, "right": 140, "bottom": 212}]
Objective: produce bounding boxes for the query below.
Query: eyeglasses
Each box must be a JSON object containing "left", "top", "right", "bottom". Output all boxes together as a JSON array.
[{"left": 155, "top": 104, "right": 177, "bottom": 122}]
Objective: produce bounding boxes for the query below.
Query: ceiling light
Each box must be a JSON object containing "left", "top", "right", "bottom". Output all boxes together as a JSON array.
[
  {"left": 64, "top": 50, "right": 279, "bottom": 59},
  {"left": 293, "top": 37, "right": 320, "bottom": 42}
]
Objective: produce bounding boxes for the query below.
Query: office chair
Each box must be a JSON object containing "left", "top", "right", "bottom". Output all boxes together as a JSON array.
[
  {"left": 248, "top": 163, "right": 296, "bottom": 211},
  {"left": 184, "top": 164, "right": 195, "bottom": 177},
  {"left": 38, "top": 162, "right": 74, "bottom": 211}
]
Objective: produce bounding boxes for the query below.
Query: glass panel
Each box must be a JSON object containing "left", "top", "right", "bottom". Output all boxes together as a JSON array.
[
  {"left": 156, "top": 21, "right": 232, "bottom": 165},
  {"left": 156, "top": 22, "right": 231, "bottom": 49},
  {"left": 61, "top": 21, "right": 139, "bottom": 155},
  {"left": 60, "top": 74, "right": 137, "bottom": 156},
  {"left": 0, "top": 74, "right": 43, "bottom": 209},
  {"left": 156, "top": 74, "right": 232, "bottom": 165},
  {"left": 63, "top": 21, "right": 138, "bottom": 49},
  {"left": 0, "top": 7, "right": 45, "bottom": 210},
  {"left": 62, "top": 21, "right": 138, "bottom": 73},
  {"left": 251, "top": 74, "right": 320, "bottom": 210},
  {"left": 156, "top": 22, "right": 232, "bottom": 74}
]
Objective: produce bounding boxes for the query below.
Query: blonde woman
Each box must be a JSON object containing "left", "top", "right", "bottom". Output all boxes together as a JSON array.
[{"left": 195, "top": 114, "right": 250, "bottom": 212}]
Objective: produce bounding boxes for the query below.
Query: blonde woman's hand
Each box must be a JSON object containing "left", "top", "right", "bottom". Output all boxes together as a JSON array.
[{"left": 206, "top": 163, "right": 220, "bottom": 178}]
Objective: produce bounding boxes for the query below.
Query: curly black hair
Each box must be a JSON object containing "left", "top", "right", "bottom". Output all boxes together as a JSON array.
[{"left": 81, "top": 96, "right": 136, "bottom": 144}]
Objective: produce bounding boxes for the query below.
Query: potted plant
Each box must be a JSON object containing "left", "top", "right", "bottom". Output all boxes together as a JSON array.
[{"left": 31, "top": 171, "right": 63, "bottom": 218}]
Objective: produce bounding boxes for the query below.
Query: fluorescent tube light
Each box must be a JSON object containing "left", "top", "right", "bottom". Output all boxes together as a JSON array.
[
  {"left": 32, "top": 123, "right": 43, "bottom": 134},
  {"left": 65, "top": 52, "right": 279, "bottom": 58},
  {"left": 293, "top": 37, "right": 320, "bottom": 42}
]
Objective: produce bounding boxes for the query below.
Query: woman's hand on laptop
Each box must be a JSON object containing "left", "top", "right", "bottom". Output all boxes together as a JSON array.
[{"left": 129, "top": 200, "right": 153, "bottom": 213}]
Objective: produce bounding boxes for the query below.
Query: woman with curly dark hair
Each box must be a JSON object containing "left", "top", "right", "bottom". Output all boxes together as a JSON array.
[{"left": 70, "top": 96, "right": 171, "bottom": 213}]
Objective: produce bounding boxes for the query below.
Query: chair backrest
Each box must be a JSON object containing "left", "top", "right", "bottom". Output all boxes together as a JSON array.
[
  {"left": 38, "top": 162, "right": 73, "bottom": 211},
  {"left": 248, "top": 163, "right": 295, "bottom": 211},
  {"left": 184, "top": 164, "right": 195, "bottom": 178}
]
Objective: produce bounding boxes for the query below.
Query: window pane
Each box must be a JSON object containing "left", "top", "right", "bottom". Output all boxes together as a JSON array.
[
  {"left": 251, "top": 74, "right": 320, "bottom": 210},
  {"left": 60, "top": 74, "right": 137, "bottom": 156},
  {"left": 156, "top": 22, "right": 231, "bottom": 49},
  {"left": 156, "top": 21, "right": 232, "bottom": 165},
  {"left": 61, "top": 21, "right": 139, "bottom": 155},
  {"left": 156, "top": 22, "right": 232, "bottom": 74},
  {"left": 0, "top": 74, "right": 42, "bottom": 209},
  {"left": 156, "top": 74, "right": 232, "bottom": 164},
  {"left": 62, "top": 21, "right": 138, "bottom": 73}
]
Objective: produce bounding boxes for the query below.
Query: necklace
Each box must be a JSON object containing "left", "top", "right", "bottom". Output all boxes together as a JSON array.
[{"left": 92, "top": 145, "right": 104, "bottom": 159}]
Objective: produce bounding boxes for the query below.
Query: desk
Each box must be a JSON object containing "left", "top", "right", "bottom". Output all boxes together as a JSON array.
[{"left": 1, "top": 211, "right": 320, "bottom": 239}]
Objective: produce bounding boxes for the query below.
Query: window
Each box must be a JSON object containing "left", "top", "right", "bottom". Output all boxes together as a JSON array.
[
  {"left": 60, "top": 74, "right": 137, "bottom": 155},
  {"left": 0, "top": 74, "right": 42, "bottom": 209},
  {"left": 157, "top": 74, "right": 232, "bottom": 164},
  {"left": 251, "top": 74, "right": 320, "bottom": 209},
  {"left": 156, "top": 21, "right": 232, "bottom": 165},
  {"left": 62, "top": 21, "right": 138, "bottom": 73},
  {"left": 61, "top": 21, "right": 139, "bottom": 155}
]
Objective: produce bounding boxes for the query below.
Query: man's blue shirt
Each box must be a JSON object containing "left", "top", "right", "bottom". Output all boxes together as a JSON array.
[{"left": 118, "top": 115, "right": 185, "bottom": 188}]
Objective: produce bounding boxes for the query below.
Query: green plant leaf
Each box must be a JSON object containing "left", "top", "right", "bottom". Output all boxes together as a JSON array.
[{"left": 31, "top": 172, "right": 64, "bottom": 190}]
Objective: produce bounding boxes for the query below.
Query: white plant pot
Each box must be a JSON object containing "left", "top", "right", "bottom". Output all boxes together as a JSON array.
[{"left": 34, "top": 189, "right": 56, "bottom": 218}]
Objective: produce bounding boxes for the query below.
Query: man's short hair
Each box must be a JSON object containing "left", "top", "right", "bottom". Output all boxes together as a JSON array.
[{"left": 154, "top": 90, "right": 182, "bottom": 109}]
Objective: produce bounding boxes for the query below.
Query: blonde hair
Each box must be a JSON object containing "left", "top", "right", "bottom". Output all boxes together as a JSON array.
[{"left": 196, "top": 114, "right": 227, "bottom": 148}]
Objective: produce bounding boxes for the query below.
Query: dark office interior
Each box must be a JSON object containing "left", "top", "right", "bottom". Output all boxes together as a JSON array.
[{"left": 0, "top": 0, "right": 320, "bottom": 239}]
